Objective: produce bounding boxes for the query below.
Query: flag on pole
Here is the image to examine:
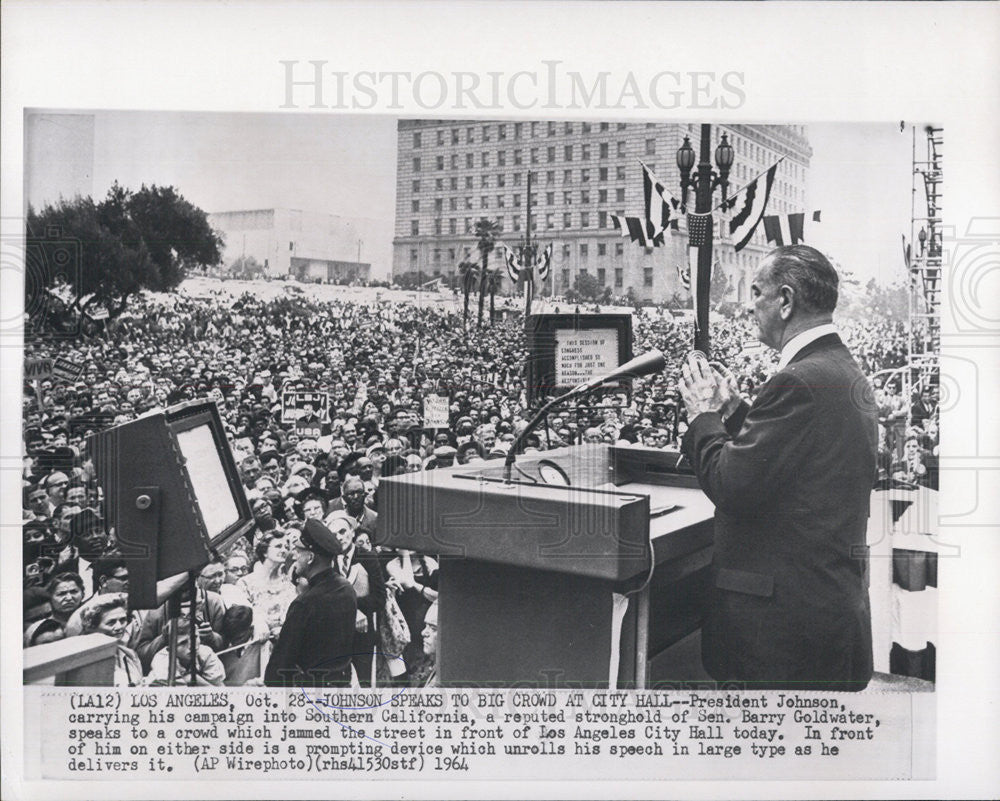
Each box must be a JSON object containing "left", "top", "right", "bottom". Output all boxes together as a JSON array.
[
  {"left": 675, "top": 262, "right": 691, "bottom": 291},
  {"left": 763, "top": 210, "right": 822, "bottom": 246},
  {"left": 612, "top": 214, "right": 657, "bottom": 247},
  {"left": 611, "top": 160, "right": 683, "bottom": 248},
  {"left": 728, "top": 164, "right": 777, "bottom": 252},
  {"left": 501, "top": 244, "right": 521, "bottom": 282},
  {"left": 535, "top": 243, "right": 552, "bottom": 281},
  {"left": 640, "top": 159, "right": 679, "bottom": 245},
  {"left": 686, "top": 213, "right": 712, "bottom": 328}
]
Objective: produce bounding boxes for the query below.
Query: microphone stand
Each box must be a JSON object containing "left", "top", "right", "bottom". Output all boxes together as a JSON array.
[
  {"left": 505, "top": 350, "right": 667, "bottom": 483},
  {"left": 503, "top": 384, "right": 589, "bottom": 483}
]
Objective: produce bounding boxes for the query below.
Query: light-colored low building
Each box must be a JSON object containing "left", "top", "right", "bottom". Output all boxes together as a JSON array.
[{"left": 209, "top": 208, "right": 381, "bottom": 283}]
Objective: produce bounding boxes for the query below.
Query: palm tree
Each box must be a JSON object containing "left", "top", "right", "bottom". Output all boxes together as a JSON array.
[
  {"left": 485, "top": 268, "right": 504, "bottom": 322},
  {"left": 457, "top": 258, "right": 480, "bottom": 325},
  {"left": 473, "top": 217, "right": 502, "bottom": 327}
]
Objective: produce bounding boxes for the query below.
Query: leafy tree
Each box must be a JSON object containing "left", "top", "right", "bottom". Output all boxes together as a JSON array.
[
  {"left": 664, "top": 290, "right": 684, "bottom": 311},
  {"left": 473, "top": 217, "right": 502, "bottom": 327},
  {"left": 26, "top": 182, "right": 222, "bottom": 324},
  {"left": 571, "top": 271, "right": 604, "bottom": 302},
  {"left": 229, "top": 254, "right": 265, "bottom": 280},
  {"left": 860, "top": 278, "right": 908, "bottom": 321},
  {"left": 709, "top": 262, "right": 733, "bottom": 305},
  {"left": 394, "top": 271, "right": 424, "bottom": 290}
]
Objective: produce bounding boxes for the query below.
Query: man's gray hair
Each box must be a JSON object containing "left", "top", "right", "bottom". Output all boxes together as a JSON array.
[{"left": 763, "top": 245, "right": 839, "bottom": 313}]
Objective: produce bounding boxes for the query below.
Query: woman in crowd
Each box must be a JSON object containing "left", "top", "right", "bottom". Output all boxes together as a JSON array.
[
  {"left": 237, "top": 529, "right": 298, "bottom": 646},
  {"left": 45, "top": 572, "right": 85, "bottom": 627},
  {"left": 80, "top": 593, "right": 143, "bottom": 687}
]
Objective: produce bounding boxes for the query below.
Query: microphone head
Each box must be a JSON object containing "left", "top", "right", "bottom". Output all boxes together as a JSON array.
[
  {"left": 623, "top": 349, "right": 667, "bottom": 378},
  {"left": 574, "top": 349, "right": 667, "bottom": 393}
]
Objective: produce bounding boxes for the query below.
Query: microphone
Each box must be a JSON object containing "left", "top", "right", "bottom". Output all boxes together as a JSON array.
[
  {"left": 503, "top": 349, "right": 666, "bottom": 483},
  {"left": 569, "top": 349, "right": 667, "bottom": 395}
]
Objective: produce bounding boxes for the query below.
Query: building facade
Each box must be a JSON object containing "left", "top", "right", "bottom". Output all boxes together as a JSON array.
[
  {"left": 392, "top": 120, "right": 811, "bottom": 303},
  {"left": 209, "top": 208, "right": 376, "bottom": 283}
]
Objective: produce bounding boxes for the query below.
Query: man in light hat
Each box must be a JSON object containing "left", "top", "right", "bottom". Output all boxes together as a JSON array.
[{"left": 264, "top": 518, "right": 357, "bottom": 688}]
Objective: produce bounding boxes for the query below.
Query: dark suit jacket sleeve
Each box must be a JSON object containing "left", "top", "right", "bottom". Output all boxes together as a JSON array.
[
  {"left": 358, "top": 553, "right": 387, "bottom": 616},
  {"left": 681, "top": 373, "right": 815, "bottom": 517},
  {"left": 136, "top": 608, "right": 166, "bottom": 671},
  {"left": 202, "top": 592, "right": 227, "bottom": 651},
  {"left": 723, "top": 399, "right": 750, "bottom": 437},
  {"left": 264, "top": 599, "right": 306, "bottom": 686}
]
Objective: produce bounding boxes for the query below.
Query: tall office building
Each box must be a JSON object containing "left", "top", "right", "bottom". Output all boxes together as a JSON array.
[{"left": 392, "top": 120, "right": 811, "bottom": 303}]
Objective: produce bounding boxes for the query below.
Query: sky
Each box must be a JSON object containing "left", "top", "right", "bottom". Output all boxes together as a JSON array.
[{"left": 26, "top": 111, "right": 917, "bottom": 284}]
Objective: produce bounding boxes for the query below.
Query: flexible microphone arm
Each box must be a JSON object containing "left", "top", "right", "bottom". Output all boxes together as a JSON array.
[
  {"left": 503, "top": 349, "right": 667, "bottom": 483},
  {"left": 503, "top": 387, "right": 582, "bottom": 483}
]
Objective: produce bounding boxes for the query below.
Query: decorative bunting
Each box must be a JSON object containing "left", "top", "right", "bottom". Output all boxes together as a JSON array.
[
  {"left": 611, "top": 160, "right": 683, "bottom": 248},
  {"left": 729, "top": 164, "right": 777, "bottom": 252},
  {"left": 535, "top": 243, "right": 552, "bottom": 281},
  {"left": 763, "top": 210, "right": 822, "bottom": 246}
]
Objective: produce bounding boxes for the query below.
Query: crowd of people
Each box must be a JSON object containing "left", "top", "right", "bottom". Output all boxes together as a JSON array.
[{"left": 21, "top": 285, "right": 939, "bottom": 686}]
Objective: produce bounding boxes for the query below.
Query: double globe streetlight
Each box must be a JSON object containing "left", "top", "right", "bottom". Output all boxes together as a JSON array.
[{"left": 674, "top": 126, "right": 734, "bottom": 356}]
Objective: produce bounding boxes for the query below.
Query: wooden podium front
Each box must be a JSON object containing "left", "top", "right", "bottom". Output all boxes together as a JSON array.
[{"left": 377, "top": 445, "right": 715, "bottom": 688}]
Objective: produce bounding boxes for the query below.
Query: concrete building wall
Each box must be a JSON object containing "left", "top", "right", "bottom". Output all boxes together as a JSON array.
[
  {"left": 209, "top": 208, "right": 377, "bottom": 282},
  {"left": 392, "top": 121, "right": 811, "bottom": 303}
]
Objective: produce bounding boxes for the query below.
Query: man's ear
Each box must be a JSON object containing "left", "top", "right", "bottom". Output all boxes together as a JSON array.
[{"left": 779, "top": 285, "right": 795, "bottom": 320}]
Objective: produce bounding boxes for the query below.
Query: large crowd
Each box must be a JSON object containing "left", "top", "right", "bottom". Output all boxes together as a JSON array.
[{"left": 21, "top": 285, "right": 939, "bottom": 686}]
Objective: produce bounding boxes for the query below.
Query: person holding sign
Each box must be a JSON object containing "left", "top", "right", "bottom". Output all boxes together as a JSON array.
[{"left": 678, "top": 246, "right": 877, "bottom": 692}]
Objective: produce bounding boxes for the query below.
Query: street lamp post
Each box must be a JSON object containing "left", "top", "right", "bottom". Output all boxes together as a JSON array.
[
  {"left": 676, "top": 125, "right": 733, "bottom": 357},
  {"left": 518, "top": 170, "right": 540, "bottom": 326}
]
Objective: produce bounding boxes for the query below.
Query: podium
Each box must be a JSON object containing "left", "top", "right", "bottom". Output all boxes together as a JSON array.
[{"left": 378, "top": 444, "right": 715, "bottom": 688}]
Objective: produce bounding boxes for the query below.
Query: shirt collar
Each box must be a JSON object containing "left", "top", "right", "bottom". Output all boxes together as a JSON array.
[
  {"left": 308, "top": 567, "right": 335, "bottom": 587},
  {"left": 777, "top": 323, "right": 838, "bottom": 371}
]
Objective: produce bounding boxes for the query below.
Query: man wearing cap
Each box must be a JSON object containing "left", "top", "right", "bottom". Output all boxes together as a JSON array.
[{"left": 264, "top": 519, "right": 357, "bottom": 688}]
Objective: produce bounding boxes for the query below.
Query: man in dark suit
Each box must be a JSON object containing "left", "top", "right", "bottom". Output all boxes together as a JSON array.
[
  {"left": 264, "top": 519, "right": 357, "bottom": 688},
  {"left": 680, "top": 245, "right": 877, "bottom": 691},
  {"left": 325, "top": 511, "right": 386, "bottom": 687}
]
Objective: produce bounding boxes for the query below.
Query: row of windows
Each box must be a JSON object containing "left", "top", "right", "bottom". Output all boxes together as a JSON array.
[
  {"left": 410, "top": 158, "right": 806, "bottom": 209},
  {"left": 409, "top": 208, "right": 632, "bottom": 236},
  {"left": 411, "top": 240, "right": 634, "bottom": 265},
  {"left": 417, "top": 241, "right": 632, "bottom": 263},
  {"left": 411, "top": 187, "right": 629, "bottom": 213},
  {"left": 422, "top": 142, "right": 645, "bottom": 169},
  {"left": 558, "top": 266, "right": 653, "bottom": 288},
  {"left": 409, "top": 165, "right": 631, "bottom": 193},
  {"left": 411, "top": 142, "right": 653, "bottom": 173},
  {"left": 411, "top": 121, "right": 637, "bottom": 149}
]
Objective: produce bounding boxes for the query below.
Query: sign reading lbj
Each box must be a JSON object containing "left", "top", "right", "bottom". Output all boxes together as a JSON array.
[{"left": 281, "top": 390, "right": 330, "bottom": 430}]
